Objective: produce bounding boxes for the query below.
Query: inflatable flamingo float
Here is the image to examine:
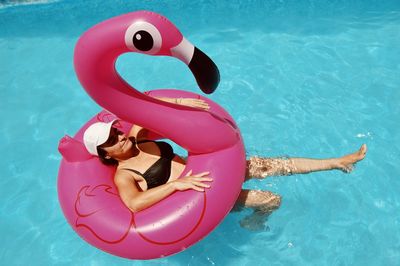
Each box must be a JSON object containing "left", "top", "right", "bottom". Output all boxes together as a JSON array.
[{"left": 57, "top": 11, "right": 245, "bottom": 259}]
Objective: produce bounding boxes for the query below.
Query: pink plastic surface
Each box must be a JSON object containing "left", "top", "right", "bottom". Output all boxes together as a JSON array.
[{"left": 57, "top": 11, "right": 245, "bottom": 260}]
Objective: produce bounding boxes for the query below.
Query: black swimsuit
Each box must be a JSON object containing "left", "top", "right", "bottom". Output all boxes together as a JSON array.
[{"left": 121, "top": 140, "right": 175, "bottom": 189}]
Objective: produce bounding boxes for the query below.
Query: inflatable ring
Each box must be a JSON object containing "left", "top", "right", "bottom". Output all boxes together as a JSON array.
[{"left": 57, "top": 11, "right": 245, "bottom": 260}]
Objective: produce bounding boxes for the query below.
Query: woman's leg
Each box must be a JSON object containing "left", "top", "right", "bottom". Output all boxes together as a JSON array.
[
  {"left": 233, "top": 144, "right": 367, "bottom": 230},
  {"left": 232, "top": 189, "right": 281, "bottom": 231},
  {"left": 233, "top": 189, "right": 281, "bottom": 212},
  {"left": 246, "top": 144, "right": 367, "bottom": 179}
]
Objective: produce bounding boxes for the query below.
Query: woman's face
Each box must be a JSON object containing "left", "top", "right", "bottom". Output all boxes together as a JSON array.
[{"left": 100, "top": 127, "right": 136, "bottom": 160}]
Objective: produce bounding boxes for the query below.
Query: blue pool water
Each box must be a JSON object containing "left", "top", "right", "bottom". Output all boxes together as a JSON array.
[{"left": 1, "top": 0, "right": 400, "bottom": 265}]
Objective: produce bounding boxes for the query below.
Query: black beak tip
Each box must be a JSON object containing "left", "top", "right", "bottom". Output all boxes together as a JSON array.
[{"left": 189, "top": 47, "right": 220, "bottom": 94}]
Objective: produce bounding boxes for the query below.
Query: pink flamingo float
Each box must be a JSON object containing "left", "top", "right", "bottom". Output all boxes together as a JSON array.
[{"left": 58, "top": 11, "right": 245, "bottom": 259}]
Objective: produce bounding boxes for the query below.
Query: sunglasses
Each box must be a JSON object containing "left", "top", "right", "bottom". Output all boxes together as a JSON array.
[{"left": 100, "top": 127, "right": 124, "bottom": 148}]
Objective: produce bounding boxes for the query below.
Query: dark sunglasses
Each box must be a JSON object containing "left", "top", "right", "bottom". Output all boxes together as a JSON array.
[{"left": 100, "top": 127, "right": 124, "bottom": 148}]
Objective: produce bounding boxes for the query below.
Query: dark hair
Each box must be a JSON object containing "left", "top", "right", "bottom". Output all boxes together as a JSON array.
[{"left": 97, "top": 147, "right": 118, "bottom": 166}]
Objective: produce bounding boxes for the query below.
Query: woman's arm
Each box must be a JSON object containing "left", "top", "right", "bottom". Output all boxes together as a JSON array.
[
  {"left": 128, "top": 124, "right": 148, "bottom": 140},
  {"left": 114, "top": 173, "right": 175, "bottom": 212},
  {"left": 114, "top": 171, "right": 212, "bottom": 212},
  {"left": 127, "top": 97, "right": 209, "bottom": 140},
  {"left": 155, "top": 97, "right": 210, "bottom": 110}
]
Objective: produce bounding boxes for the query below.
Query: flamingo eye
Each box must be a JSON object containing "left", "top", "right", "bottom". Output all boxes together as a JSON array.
[
  {"left": 125, "top": 22, "right": 162, "bottom": 54},
  {"left": 132, "top": 30, "right": 153, "bottom": 51}
]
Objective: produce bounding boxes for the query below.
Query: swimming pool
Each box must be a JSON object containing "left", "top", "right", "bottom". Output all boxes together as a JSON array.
[{"left": 1, "top": 0, "right": 399, "bottom": 265}]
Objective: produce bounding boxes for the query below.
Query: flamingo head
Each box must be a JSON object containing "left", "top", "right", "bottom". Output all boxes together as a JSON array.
[{"left": 76, "top": 11, "right": 219, "bottom": 94}]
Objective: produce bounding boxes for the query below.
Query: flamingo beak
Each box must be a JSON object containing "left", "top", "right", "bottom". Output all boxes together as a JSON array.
[{"left": 171, "top": 38, "right": 220, "bottom": 94}]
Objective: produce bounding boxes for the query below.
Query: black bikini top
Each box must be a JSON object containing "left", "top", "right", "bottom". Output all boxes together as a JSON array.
[{"left": 121, "top": 140, "right": 175, "bottom": 189}]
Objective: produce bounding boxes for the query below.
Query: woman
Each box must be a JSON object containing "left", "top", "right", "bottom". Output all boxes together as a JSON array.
[{"left": 83, "top": 97, "right": 367, "bottom": 222}]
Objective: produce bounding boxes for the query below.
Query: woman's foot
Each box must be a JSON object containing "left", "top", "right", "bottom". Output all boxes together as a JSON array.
[
  {"left": 233, "top": 190, "right": 281, "bottom": 231},
  {"left": 337, "top": 144, "right": 367, "bottom": 173},
  {"left": 239, "top": 210, "right": 271, "bottom": 231}
]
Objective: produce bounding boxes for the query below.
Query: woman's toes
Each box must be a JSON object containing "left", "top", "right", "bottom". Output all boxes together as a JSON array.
[{"left": 359, "top": 144, "right": 368, "bottom": 158}]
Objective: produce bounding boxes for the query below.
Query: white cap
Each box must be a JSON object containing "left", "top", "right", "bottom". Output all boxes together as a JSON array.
[{"left": 83, "top": 119, "right": 117, "bottom": 156}]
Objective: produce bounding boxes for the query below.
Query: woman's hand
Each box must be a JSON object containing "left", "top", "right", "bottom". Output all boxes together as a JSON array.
[
  {"left": 172, "top": 170, "right": 213, "bottom": 192},
  {"left": 176, "top": 98, "right": 210, "bottom": 110}
]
